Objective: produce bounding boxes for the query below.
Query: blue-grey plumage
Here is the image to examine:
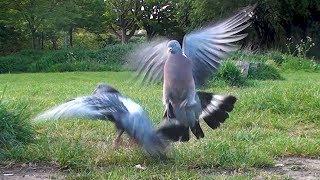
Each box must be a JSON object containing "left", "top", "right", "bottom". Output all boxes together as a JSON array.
[
  {"left": 34, "top": 84, "right": 169, "bottom": 158},
  {"left": 127, "top": 5, "right": 254, "bottom": 141}
]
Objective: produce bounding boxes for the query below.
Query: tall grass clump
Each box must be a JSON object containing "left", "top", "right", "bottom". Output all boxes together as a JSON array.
[
  {"left": 210, "top": 61, "right": 246, "bottom": 87},
  {"left": 228, "top": 50, "right": 319, "bottom": 74},
  {"left": 248, "top": 62, "right": 282, "bottom": 80},
  {"left": 281, "top": 54, "right": 320, "bottom": 72},
  {"left": 0, "top": 99, "right": 34, "bottom": 152}
]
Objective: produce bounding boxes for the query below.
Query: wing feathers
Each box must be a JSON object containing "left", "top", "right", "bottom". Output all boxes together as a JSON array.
[
  {"left": 126, "top": 39, "right": 169, "bottom": 85},
  {"left": 35, "top": 91, "right": 169, "bottom": 158},
  {"left": 198, "top": 92, "right": 237, "bottom": 130},
  {"left": 183, "top": 5, "right": 255, "bottom": 86}
]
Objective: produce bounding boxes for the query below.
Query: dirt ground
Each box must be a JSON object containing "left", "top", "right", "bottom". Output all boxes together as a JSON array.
[
  {"left": 0, "top": 163, "right": 64, "bottom": 180},
  {"left": 260, "top": 157, "right": 320, "bottom": 180},
  {"left": 1, "top": 157, "right": 319, "bottom": 179}
]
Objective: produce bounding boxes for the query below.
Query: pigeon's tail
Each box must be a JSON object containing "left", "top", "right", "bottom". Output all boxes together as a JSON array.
[
  {"left": 34, "top": 94, "right": 169, "bottom": 158},
  {"left": 157, "top": 92, "right": 237, "bottom": 142},
  {"left": 197, "top": 92, "right": 237, "bottom": 129},
  {"left": 156, "top": 103, "right": 190, "bottom": 142}
]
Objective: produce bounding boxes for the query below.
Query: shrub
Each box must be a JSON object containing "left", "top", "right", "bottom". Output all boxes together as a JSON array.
[
  {"left": 0, "top": 43, "right": 138, "bottom": 73},
  {"left": 268, "top": 51, "right": 285, "bottom": 65},
  {"left": 228, "top": 51, "right": 319, "bottom": 72},
  {"left": 248, "top": 62, "right": 282, "bottom": 80},
  {"left": 214, "top": 61, "right": 246, "bottom": 87},
  {"left": 281, "top": 55, "right": 320, "bottom": 72},
  {"left": 0, "top": 99, "right": 34, "bottom": 150}
]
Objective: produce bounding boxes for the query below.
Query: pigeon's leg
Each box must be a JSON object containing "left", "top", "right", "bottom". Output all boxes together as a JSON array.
[
  {"left": 184, "top": 91, "right": 200, "bottom": 127},
  {"left": 127, "top": 137, "right": 138, "bottom": 148},
  {"left": 113, "top": 129, "right": 124, "bottom": 149},
  {"left": 163, "top": 95, "right": 175, "bottom": 119}
]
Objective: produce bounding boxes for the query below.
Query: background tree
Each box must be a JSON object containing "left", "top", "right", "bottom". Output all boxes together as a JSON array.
[
  {"left": 137, "top": 0, "right": 184, "bottom": 40},
  {"left": 187, "top": 0, "right": 320, "bottom": 49},
  {"left": 104, "top": 0, "right": 143, "bottom": 44}
]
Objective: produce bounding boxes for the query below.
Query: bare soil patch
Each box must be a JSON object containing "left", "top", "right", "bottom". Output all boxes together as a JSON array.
[
  {"left": 200, "top": 157, "right": 320, "bottom": 179},
  {"left": 260, "top": 157, "right": 320, "bottom": 179},
  {"left": 0, "top": 163, "right": 64, "bottom": 180},
  {"left": 1, "top": 157, "right": 319, "bottom": 179}
]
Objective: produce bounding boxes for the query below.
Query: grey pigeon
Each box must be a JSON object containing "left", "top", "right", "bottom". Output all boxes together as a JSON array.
[
  {"left": 34, "top": 83, "right": 172, "bottom": 158},
  {"left": 127, "top": 5, "right": 254, "bottom": 141}
]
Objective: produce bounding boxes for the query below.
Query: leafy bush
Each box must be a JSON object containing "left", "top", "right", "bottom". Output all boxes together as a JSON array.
[
  {"left": 0, "top": 43, "right": 138, "bottom": 73},
  {"left": 281, "top": 55, "right": 320, "bottom": 72},
  {"left": 228, "top": 51, "right": 270, "bottom": 63},
  {"left": 0, "top": 99, "right": 34, "bottom": 150},
  {"left": 248, "top": 62, "right": 282, "bottom": 80},
  {"left": 268, "top": 51, "right": 285, "bottom": 65},
  {"left": 228, "top": 51, "right": 319, "bottom": 72},
  {"left": 213, "top": 61, "right": 246, "bottom": 87}
]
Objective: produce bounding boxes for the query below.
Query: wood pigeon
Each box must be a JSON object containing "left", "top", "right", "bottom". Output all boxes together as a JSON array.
[
  {"left": 34, "top": 83, "right": 178, "bottom": 158},
  {"left": 127, "top": 5, "right": 254, "bottom": 141}
]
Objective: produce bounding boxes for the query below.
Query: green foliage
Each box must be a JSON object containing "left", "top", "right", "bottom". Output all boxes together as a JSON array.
[
  {"left": 268, "top": 51, "right": 285, "bottom": 65},
  {"left": 228, "top": 51, "right": 319, "bottom": 73},
  {"left": 0, "top": 99, "right": 34, "bottom": 152},
  {"left": 213, "top": 61, "right": 246, "bottom": 87},
  {"left": 2, "top": 0, "right": 320, "bottom": 56},
  {"left": 248, "top": 62, "right": 282, "bottom": 80},
  {"left": 286, "top": 36, "right": 316, "bottom": 58},
  {"left": 0, "top": 24, "right": 24, "bottom": 55},
  {"left": 281, "top": 55, "right": 320, "bottom": 72},
  {"left": 0, "top": 43, "right": 137, "bottom": 73},
  {"left": 187, "top": 0, "right": 320, "bottom": 51},
  {"left": 138, "top": 0, "right": 184, "bottom": 39}
]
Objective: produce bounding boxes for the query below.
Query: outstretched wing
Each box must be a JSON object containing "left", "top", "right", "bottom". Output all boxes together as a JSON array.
[
  {"left": 35, "top": 92, "right": 168, "bottom": 158},
  {"left": 126, "top": 38, "right": 169, "bottom": 84},
  {"left": 182, "top": 5, "right": 255, "bottom": 86},
  {"left": 34, "top": 94, "right": 128, "bottom": 121}
]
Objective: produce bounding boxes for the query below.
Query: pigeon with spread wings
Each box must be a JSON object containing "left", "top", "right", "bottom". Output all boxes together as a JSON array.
[
  {"left": 34, "top": 84, "right": 177, "bottom": 158},
  {"left": 127, "top": 5, "right": 255, "bottom": 140}
]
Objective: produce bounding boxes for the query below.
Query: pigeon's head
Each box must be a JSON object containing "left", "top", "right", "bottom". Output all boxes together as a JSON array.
[
  {"left": 167, "top": 40, "right": 182, "bottom": 54},
  {"left": 93, "top": 83, "right": 120, "bottom": 95}
]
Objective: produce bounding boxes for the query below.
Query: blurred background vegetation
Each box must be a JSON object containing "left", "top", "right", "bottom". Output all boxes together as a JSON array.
[{"left": 0, "top": 0, "right": 319, "bottom": 72}]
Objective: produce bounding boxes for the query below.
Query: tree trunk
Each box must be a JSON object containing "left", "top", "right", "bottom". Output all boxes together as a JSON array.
[
  {"left": 41, "top": 32, "right": 44, "bottom": 50},
  {"left": 121, "top": 28, "right": 128, "bottom": 44},
  {"left": 37, "top": 34, "right": 41, "bottom": 50},
  {"left": 31, "top": 30, "right": 37, "bottom": 50},
  {"left": 69, "top": 26, "right": 73, "bottom": 47},
  {"left": 51, "top": 35, "right": 58, "bottom": 50}
]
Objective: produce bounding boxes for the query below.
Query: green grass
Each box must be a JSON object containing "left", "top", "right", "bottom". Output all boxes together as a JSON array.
[
  {"left": 0, "top": 98, "right": 35, "bottom": 153},
  {"left": 0, "top": 71, "right": 319, "bottom": 179}
]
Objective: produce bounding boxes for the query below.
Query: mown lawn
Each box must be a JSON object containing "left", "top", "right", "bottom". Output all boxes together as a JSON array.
[{"left": 0, "top": 71, "right": 319, "bottom": 179}]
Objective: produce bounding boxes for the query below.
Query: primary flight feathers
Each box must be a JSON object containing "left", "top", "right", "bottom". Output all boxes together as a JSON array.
[{"left": 127, "top": 5, "right": 255, "bottom": 86}]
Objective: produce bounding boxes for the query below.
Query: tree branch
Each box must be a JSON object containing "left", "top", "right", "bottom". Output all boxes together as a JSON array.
[{"left": 109, "top": 25, "right": 121, "bottom": 39}]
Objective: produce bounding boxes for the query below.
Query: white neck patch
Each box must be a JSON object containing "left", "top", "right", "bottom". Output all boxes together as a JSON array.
[{"left": 119, "top": 97, "right": 143, "bottom": 114}]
